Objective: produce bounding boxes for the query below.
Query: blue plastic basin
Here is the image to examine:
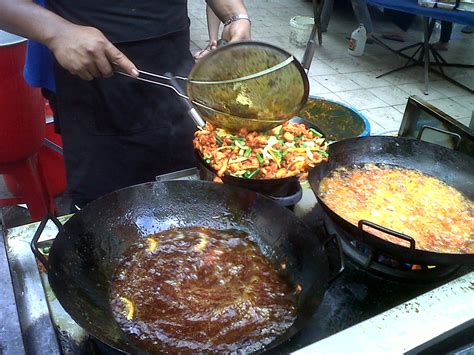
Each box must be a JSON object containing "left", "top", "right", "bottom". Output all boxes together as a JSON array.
[{"left": 296, "top": 95, "right": 371, "bottom": 142}]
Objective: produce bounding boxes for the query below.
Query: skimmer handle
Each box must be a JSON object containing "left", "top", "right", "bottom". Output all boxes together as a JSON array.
[{"left": 165, "top": 72, "right": 206, "bottom": 128}]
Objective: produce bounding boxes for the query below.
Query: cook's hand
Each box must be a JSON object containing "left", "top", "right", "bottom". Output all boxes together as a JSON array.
[
  {"left": 193, "top": 40, "right": 218, "bottom": 61},
  {"left": 47, "top": 24, "right": 138, "bottom": 81},
  {"left": 222, "top": 20, "right": 251, "bottom": 43}
]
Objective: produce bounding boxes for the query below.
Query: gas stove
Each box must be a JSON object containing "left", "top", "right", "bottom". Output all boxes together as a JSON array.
[
  {"left": 337, "top": 227, "right": 462, "bottom": 283},
  {"left": 1, "top": 169, "right": 473, "bottom": 354}
]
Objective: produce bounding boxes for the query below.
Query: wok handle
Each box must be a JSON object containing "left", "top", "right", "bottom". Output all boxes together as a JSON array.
[
  {"left": 417, "top": 125, "right": 461, "bottom": 150},
  {"left": 358, "top": 220, "right": 416, "bottom": 250},
  {"left": 31, "top": 214, "right": 64, "bottom": 270},
  {"left": 321, "top": 224, "right": 345, "bottom": 284}
]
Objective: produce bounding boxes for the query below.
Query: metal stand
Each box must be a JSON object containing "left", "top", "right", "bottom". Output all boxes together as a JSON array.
[
  {"left": 315, "top": 0, "right": 324, "bottom": 46},
  {"left": 302, "top": 0, "right": 325, "bottom": 72},
  {"left": 371, "top": 17, "right": 474, "bottom": 94}
]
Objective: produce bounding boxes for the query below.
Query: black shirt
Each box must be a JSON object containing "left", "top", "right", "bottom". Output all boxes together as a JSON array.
[{"left": 46, "top": 0, "right": 189, "bottom": 43}]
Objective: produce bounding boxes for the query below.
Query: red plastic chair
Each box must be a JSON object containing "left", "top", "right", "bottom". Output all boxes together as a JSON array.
[
  {"left": 0, "top": 157, "right": 57, "bottom": 220},
  {"left": 0, "top": 33, "right": 57, "bottom": 221}
]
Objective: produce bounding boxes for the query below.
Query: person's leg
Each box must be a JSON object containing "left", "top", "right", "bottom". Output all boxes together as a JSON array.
[
  {"left": 393, "top": 11, "right": 415, "bottom": 32},
  {"left": 440, "top": 21, "right": 453, "bottom": 43},
  {"left": 433, "top": 21, "right": 452, "bottom": 51},
  {"left": 320, "top": 0, "right": 334, "bottom": 32},
  {"left": 382, "top": 10, "right": 416, "bottom": 42},
  {"left": 351, "top": 0, "right": 373, "bottom": 35}
]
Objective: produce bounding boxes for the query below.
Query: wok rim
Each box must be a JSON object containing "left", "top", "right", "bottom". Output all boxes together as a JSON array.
[{"left": 308, "top": 135, "right": 474, "bottom": 265}]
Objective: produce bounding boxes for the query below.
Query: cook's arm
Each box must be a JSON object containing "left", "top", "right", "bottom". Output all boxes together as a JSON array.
[
  {"left": 0, "top": 0, "right": 137, "bottom": 80},
  {"left": 206, "top": 0, "right": 251, "bottom": 42},
  {"left": 206, "top": 6, "right": 221, "bottom": 43}
]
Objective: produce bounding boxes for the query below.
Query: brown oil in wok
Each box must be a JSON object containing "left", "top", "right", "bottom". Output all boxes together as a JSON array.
[{"left": 110, "top": 227, "right": 297, "bottom": 353}]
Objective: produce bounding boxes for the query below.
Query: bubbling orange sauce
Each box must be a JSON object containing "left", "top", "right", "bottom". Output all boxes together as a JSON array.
[
  {"left": 319, "top": 164, "right": 474, "bottom": 253},
  {"left": 110, "top": 227, "right": 297, "bottom": 353}
]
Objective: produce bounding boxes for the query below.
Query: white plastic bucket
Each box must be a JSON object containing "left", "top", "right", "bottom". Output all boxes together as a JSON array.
[{"left": 289, "top": 16, "right": 314, "bottom": 47}]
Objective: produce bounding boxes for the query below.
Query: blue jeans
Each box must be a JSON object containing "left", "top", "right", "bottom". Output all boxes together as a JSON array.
[{"left": 440, "top": 21, "right": 453, "bottom": 43}]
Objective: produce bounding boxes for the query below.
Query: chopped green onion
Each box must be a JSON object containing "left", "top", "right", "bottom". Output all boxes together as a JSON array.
[
  {"left": 310, "top": 128, "right": 323, "bottom": 137},
  {"left": 204, "top": 157, "right": 211, "bottom": 164},
  {"left": 248, "top": 168, "right": 261, "bottom": 179},
  {"left": 317, "top": 149, "right": 329, "bottom": 157},
  {"left": 242, "top": 170, "right": 252, "bottom": 179},
  {"left": 256, "top": 152, "right": 264, "bottom": 165},
  {"left": 229, "top": 136, "right": 245, "bottom": 142},
  {"left": 278, "top": 138, "right": 285, "bottom": 146},
  {"left": 243, "top": 147, "right": 252, "bottom": 158},
  {"left": 294, "top": 135, "right": 302, "bottom": 147},
  {"left": 234, "top": 140, "right": 247, "bottom": 149},
  {"left": 215, "top": 134, "right": 222, "bottom": 146},
  {"left": 281, "top": 150, "right": 289, "bottom": 157},
  {"left": 271, "top": 148, "right": 282, "bottom": 159},
  {"left": 231, "top": 143, "right": 236, "bottom": 149}
]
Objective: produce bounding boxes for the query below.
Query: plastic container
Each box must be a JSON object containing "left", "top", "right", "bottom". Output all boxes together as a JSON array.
[
  {"left": 289, "top": 16, "right": 314, "bottom": 47},
  {"left": 4, "top": 114, "right": 67, "bottom": 199},
  {"left": 0, "top": 30, "right": 45, "bottom": 163},
  {"left": 348, "top": 24, "right": 367, "bottom": 57}
]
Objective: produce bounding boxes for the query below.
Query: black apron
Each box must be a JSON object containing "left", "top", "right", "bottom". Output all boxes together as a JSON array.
[
  {"left": 53, "top": 30, "right": 196, "bottom": 207},
  {"left": 46, "top": 0, "right": 189, "bottom": 43}
]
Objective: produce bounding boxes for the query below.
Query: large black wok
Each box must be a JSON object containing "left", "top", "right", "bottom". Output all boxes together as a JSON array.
[
  {"left": 31, "top": 181, "right": 341, "bottom": 353},
  {"left": 308, "top": 135, "right": 474, "bottom": 265}
]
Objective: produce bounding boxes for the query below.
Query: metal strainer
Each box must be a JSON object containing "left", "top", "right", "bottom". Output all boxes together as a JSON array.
[
  {"left": 116, "top": 41, "right": 309, "bottom": 132},
  {"left": 188, "top": 41, "right": 309, "bottom": 131}
]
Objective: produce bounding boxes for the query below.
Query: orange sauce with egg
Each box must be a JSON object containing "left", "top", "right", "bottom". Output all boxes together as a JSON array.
[{"left": 319, "top": 164, "right": 474, "bottom": 253}]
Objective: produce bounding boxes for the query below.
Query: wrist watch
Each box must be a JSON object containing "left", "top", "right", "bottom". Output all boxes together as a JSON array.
[{"left": 223, "top": 14, "right": 251, "bottom": 27}]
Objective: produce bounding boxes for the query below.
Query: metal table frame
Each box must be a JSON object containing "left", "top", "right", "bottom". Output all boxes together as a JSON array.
[{"left": 371, "top": 14, "right": 474, "bottom": 95}]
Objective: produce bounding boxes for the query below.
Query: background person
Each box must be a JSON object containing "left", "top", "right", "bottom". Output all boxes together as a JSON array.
[
  {"left": 433, "top": 22, "right": 474, "bottom": 51},
  {"left": 321, "top": 0, "right": 374, "bottom": 42},
  {"left": 382, "top": 10, "right": 416, "bottom": 42},
  {"left": 433, "top": 21, "right": 453, "bottom": 51}
]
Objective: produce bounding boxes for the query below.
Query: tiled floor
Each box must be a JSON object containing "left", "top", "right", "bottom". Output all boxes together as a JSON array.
[{"left": 188, "top": 0, "right": 474, "bottom": 134}]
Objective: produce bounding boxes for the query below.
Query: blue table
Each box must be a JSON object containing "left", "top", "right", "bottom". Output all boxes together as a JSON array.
[{"left": 367, "top": 0, "right": 474, "bottom": 94}]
